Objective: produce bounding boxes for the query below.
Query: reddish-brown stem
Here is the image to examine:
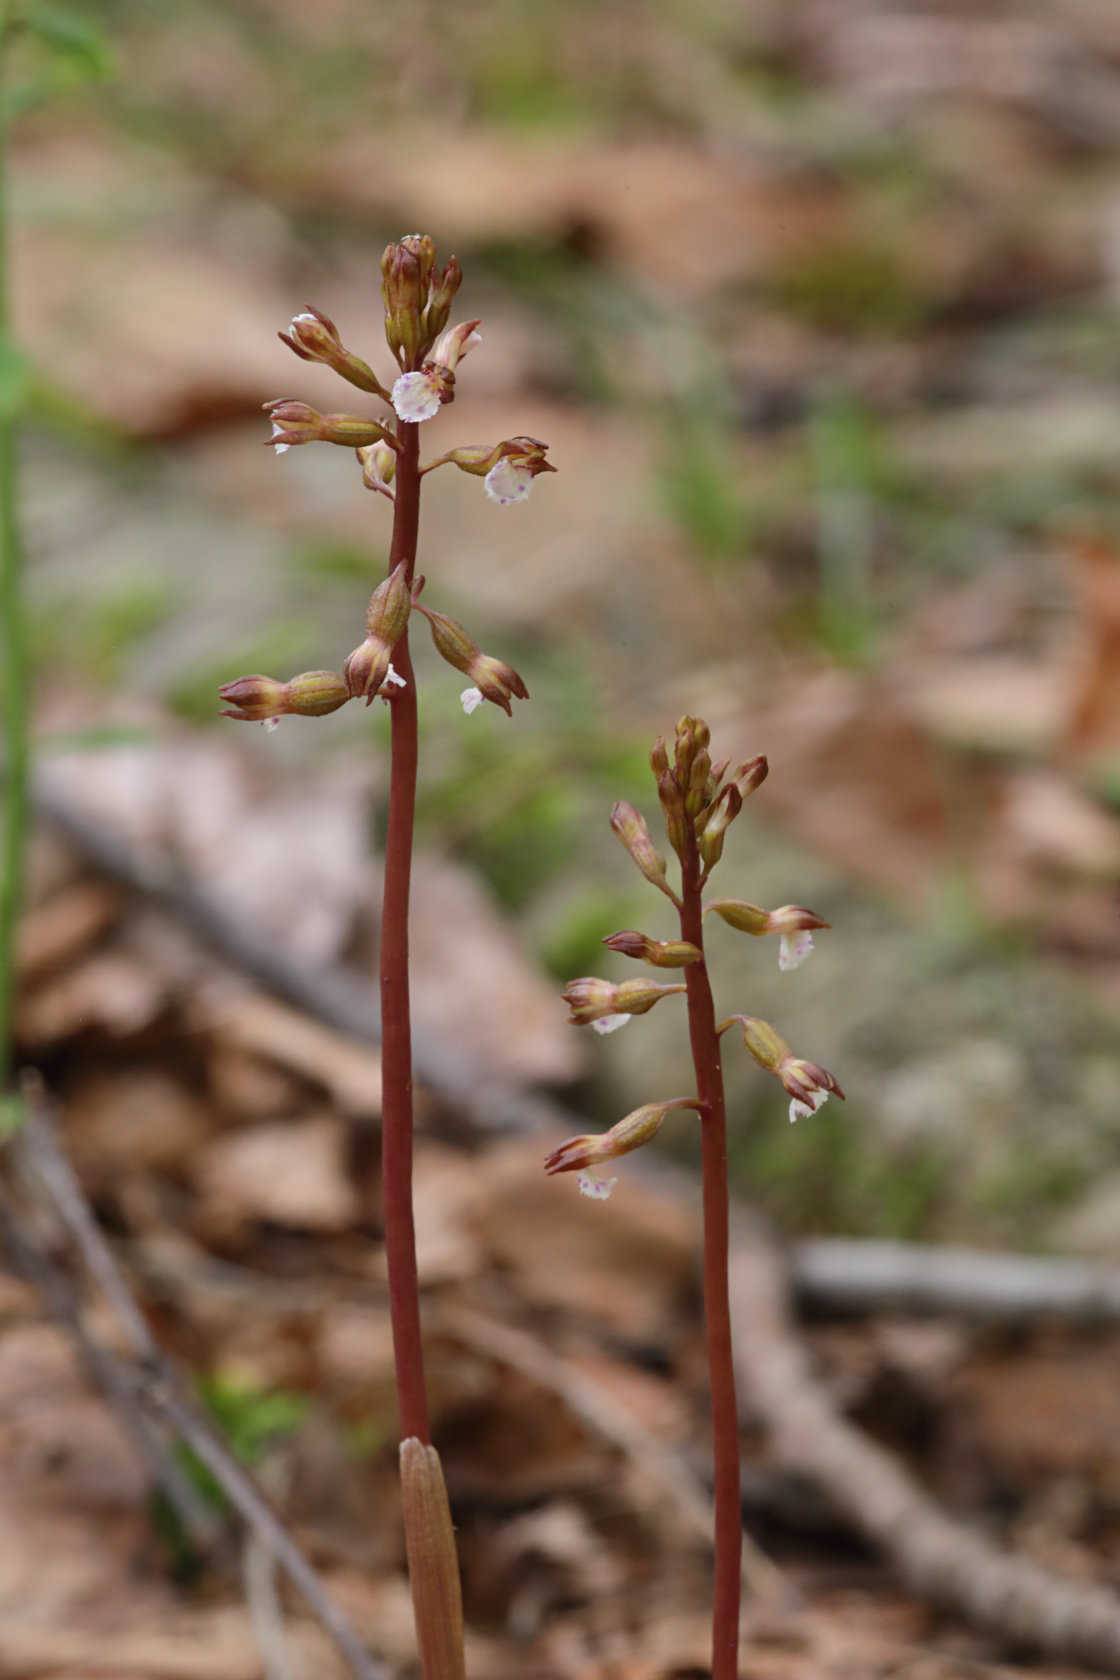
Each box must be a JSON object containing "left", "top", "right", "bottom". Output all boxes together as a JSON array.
[
  {"left": 380, "top": 420, "right": 430, "bottom": 1444},
  {"left": 679, "top": 842, "right": 742, "bottom": 1680}
]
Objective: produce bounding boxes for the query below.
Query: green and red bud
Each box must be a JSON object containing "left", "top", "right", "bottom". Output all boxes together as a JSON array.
[
  {"left": 562, "top": 975, "right": 686, "bottom": 1026},
  {"left": 602, "top": 930, "right": 702, "bottom": 967},
  {"left": 730, "top": 754, "right": 769, "bottom": 800},
  {"left": 277, "top": 306, "right": 389, "bottom": 398},
  {"left": 610, "top": 801, "right": 678, "bottom": 902},
  {"left": 697, "top": 783, "right": 742, "bottom": 872},
  {"left": 543, "top": 1097, "right": 701, "bottom": 1177},
  {"left": 219, "top": 670, "right": 350, "bottom": 722},
  {"left": 381, "top": 239, "right": 428, "bottom": 367},
  {"left": 424, "top": 254, "right": 463, "bottom": 341},
  {"left": 264, "top": 399, "right": 391, "bottom": 451},
  {"left": 685, "top": 745, "right": 713, "bottom": 820}
]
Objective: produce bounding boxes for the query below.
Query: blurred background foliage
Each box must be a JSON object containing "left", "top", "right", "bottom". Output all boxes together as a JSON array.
[{"left": 14, "top": 0, "right": 1120, "bottom": 1249}]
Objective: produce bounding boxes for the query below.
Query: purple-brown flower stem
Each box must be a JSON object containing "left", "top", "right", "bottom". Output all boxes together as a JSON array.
[
  {"left": 380, "top": 420, "right": 430, "bottom": 1445},
  {"left": 679, "top": 844, "right": 742, "bottom": 1680}
]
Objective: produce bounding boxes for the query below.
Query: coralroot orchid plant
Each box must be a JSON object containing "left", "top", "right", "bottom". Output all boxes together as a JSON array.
[
  {"left": 220, "top": 236, "right": 555, "bottom": 1680},
  {"left": 547, "top": 723, "right": 843, "bottom": 1680}
]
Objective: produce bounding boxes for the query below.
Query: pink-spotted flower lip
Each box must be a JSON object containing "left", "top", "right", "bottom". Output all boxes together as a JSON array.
[
  {"left": 578, "top": 1171, "right": 617, "bottom": 1201},
  {"left": 460, "top": 686, "right": 484, "bottom": 715},
  {"left": 779, "top": 930, "right": 815, "bottom": 972},
  {"left": 591, "top": 1013, "right": 632, "bottom": 1036},
  {"left": 485, "top": 459, "right": 534, "bottom": 504},
  {"left": 391, "top": 370, "right": 443, "bottom": 423}
]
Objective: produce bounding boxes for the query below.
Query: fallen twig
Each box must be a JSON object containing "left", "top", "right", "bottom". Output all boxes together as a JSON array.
[
  {"left": 730, "top": 1213, "right": 1120, "bottom": 1673},
  {"left": 9, "top": 1089, "right": 387, "bottom": 1680},
  {"left": 792, "top": 1236, "right": 1120, "bottom": 1325},
  {"left": 0, "top": 1179, "right": 218, "bottom": 1550}
]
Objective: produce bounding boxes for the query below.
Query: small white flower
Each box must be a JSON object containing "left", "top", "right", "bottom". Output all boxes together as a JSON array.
[
  {"left": 261, "top": 716, "right": 281, "bottom": 733},
  {"left": 485, "top": 459, "right": 534, "bottom": 505},
  {"left": 779, "top": 931, "right": 814, "bottom": 972},
  {"left": 789, "top": 1088, "right": 829, "bottom": 1123},
  {"left": 591, "top": 1013, "right": 632, "bottom": 1036},
  {"left": 391, "top": 371, "right": 442, "bottom": 423},
  {"left": 385, "top": 664, "right": 407, "bottom": 687},
  {"left": 578, "top": 1171, "right": 618, "bottom": 1201},
  {"left": 270, "top": 422, "right": 291, "bottom": 455},
  {"left": 460, "top": 686, "right": 484, "bottom": 715},
  {"left": 291, "top": 311, "right": 318, "bottom": 327}
]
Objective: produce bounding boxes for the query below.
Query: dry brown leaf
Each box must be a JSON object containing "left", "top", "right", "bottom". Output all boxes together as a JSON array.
[
  {"left": 468, "top": 1140, "right": 698, "bottom": 1342},
  {"left": 16, "top": 880, "right": 122, "bottom": 986},
  {"left": 65, "top": 1069, "right": 214, "bottom": 1178},
  {"left": 16, "top": 950, "right": 168, "bottom": 1046},
  {"left": 193, "top": 1113, "right": 360, "bottom": 1236},
  {"left": 408, "top": 854, "right": 583, "bottom": 1088},
  {"left": 203, "top": 991, "right": 382, "bottom": 1118}
]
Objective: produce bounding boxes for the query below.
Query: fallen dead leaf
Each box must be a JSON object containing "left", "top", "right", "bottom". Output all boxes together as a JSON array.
[
  {"left": 194, "top": 1113, "right": 361, "bottom": 1236},
  {"left": 202, "top": 990, "right": 382, "bottom": 1119},
  {"left": 16, "top": 880, "right": 122, "bottom": 987}
]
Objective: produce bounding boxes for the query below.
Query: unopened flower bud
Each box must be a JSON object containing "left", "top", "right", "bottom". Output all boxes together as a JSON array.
[
  {"left": 432, "top": 319, "right": 482, "bottom": 373},
  {"left": 277, "top": 305, "right": 388, "bottom": 397},
  {"left": 264, "top": 398, "right": 391, "bottom": 451},
  {"left": 602, "top": 930, "right": 701, "bottom": 968},
  {"left": 698, "top": 783, "right": 742, "bottom": 872},
  {"left": 656, "top": 769, "right": 690, "bottom": 859},
  {"left": 357, "top": 440, "right": 397, "bottom": 499},
  {"left": 610, "top": 801, "right": 679, "bottom": 902},
  {"left": 731, "top": 754, "right": 768, "bottom": 799},
  {"left": 562, "top": 975, "right": 686, "bottom": 1026},
  {"left": 381, "top": 239, "right": 427, "bottom": 367},
  {"left": 734, "top": 1016, "right": 844, "bottom": 1123},
  {"left": 544, "top": 1097, "right": 701, "bottom": 1179},
  {"left": 650, "top": 736, "right": 670, "bottom": 779},
  {"left": 424, "top": 255, "right": 463, "bottom": 341},
  {"left": 219, "top": 671, "right": 350, "bottom": 723},
  {"left": 399, "top": 1439, "right": 466, "bottom": 1680},
  {"left": 685, "top": 746, "right": 712, "bottom": 821}
]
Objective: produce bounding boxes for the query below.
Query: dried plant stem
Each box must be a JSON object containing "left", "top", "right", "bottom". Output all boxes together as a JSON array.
[
  {"left": 0, "top": 14, "right": 28, "bottom": 1092},
  {"left": 679, "top": 844, "right": 742, "bottom": 1680},
  {"left": 379, "top": 418, "right": 430, "bottom": 1446}
]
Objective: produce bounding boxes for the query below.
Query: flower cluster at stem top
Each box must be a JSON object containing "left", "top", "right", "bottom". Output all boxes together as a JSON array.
[
  {"left": 218, "top": 235, "right": 556, "bottom": 729},
  {"left": 545, "top": 717, "right": 844, "bottom": 1200}
]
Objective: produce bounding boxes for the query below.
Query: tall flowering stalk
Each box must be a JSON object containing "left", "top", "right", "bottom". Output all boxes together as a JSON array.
[
  {"left": 221, "top": 238, "right": 555, "bottom": 1678},
  {"left": 547, "top": 719, "right": 842, "bottom": 1680}
]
